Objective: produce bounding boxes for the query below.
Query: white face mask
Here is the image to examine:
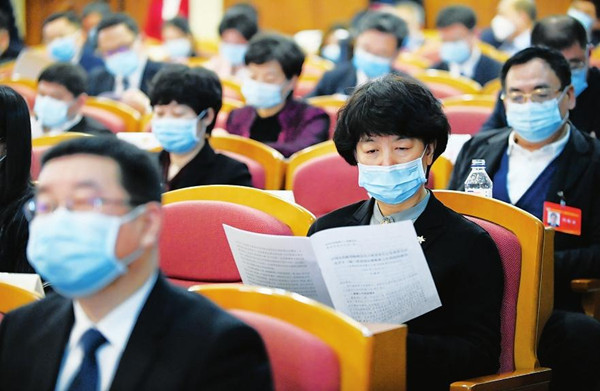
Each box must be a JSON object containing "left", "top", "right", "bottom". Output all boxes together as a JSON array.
[
  {"left": 34, "top": 95, "right": 71, "bottom": 128},
  {"left": 491, "top": 15, "right": 516, "bottom": 41}
]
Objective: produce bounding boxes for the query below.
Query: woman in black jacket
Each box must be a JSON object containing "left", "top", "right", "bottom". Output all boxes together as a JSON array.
[{"left": 0, "top": 85, "right": 34, "bottom": 273}]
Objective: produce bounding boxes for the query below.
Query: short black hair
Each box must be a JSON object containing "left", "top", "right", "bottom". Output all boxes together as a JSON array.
[
  {"left": 42, "top": 137, "right": 162, "bottom": 204},
  {"left": 500, "top": 46, "right": 572, "bottom": 91},
  {"left": 82, "top": 1, "right": 111, "bottom": 18},
  {"left": 356, "top": 11, "right": 408, "bottom": 49},
  {"left": 96, "top": 12, "right": 139, "bottom": 35},
  {"left": 43, "top": 11, "right": 81, "bottom": 28},
  {"left": 38, "top": 63, "right": 87, "bottom": 97},
  {"left": 218, "top": 11, "right": 258, "bottom": 41},
  {"left": 225, "top": 3, "right": 258, "bottom": 25},
  {"left": 334, "top": 74, "right": 449, "bottom": 166},
  {"left": 531, "top": 15, "right": 588, "bottom": 50},
  {"left": 0, "top": 86, "right": 32, "bottom": 205},
  {"left": 436, "top": 5, "right": 477, "bottom": 30},
  {"left": 0, "top": 11, "right": 9, "bottom": 32},
  {"left": 149, "top": 65, "right": 222, "bottom": 134},
  {"left": 162, "top": 16, "right": 191, "bottom": 35},
  {"left": 245, "top": 33, "right": 305, "bottom": 79}
]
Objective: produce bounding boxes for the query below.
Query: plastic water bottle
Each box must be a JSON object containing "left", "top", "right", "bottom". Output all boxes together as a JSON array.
[{"left": 464, "top": 159, "right": 493, "bottom": 198}]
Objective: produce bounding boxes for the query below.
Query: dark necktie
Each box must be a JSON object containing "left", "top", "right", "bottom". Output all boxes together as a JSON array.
[
  {"left": 122, "top": 77, "right": 130, "bottom": 91},
  {"left": 67, "top": 328, "right": 107, "bottom": 391}
]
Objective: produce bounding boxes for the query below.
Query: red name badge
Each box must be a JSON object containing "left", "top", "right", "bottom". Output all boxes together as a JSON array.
[{"left": 543, "top": 201, "right": 582, "bottom": 236}]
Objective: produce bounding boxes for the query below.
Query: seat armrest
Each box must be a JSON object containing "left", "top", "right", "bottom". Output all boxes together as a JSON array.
[
  {"left": 571, "top": 279, "right": 600, "bottom": 320},
  {"left": 571, "top": 278, "right": 600, "bottom": 292},
  {"left": 449, "top": 367, "right": 551, "bottom": 391}
]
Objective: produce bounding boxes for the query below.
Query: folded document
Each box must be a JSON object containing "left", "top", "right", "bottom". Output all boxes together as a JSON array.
[{"left": 224, "top": 221, "right": 441, "bottom": 324}]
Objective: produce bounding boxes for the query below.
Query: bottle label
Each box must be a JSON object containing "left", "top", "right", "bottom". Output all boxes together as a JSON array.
[{"left": 465, "top": 188, "right": 493, "bottom": 198}]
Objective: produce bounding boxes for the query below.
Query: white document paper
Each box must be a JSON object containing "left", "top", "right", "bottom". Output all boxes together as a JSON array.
[
  {"left": 224, "top": 225, "right": 333, "bottom": 306},
  {"left": 224, "top": 222, "right": 441, "bottom": 324}
]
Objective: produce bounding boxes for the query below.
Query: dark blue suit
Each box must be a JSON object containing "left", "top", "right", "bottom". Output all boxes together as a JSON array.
[
  {"left": 307, "top": 61, "right": 407, "bottom": 97},
  {"left": 87, "top": 60, "right": 164, "bottom": 96},
  {"left": 0, "top": 274, "right": 273, "bottom": 390},
  {"left": 449, "top": 125, "right": 600, "bottom": 390},
  {"left": 78, "top": 46, "right": 104, "bottom": 74},
  {"left": 431, "top": 54, "right": 503, "bottom": 86}
]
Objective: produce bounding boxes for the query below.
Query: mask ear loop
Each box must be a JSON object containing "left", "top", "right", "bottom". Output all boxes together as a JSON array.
[{"left": 196, "top": 109, "right": 209, "bottom": 139}]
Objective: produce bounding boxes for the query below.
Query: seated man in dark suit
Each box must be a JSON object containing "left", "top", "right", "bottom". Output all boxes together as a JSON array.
[
  {"left": 481, "top": 15, "right": 600, "bottom": 135},
  {"left": 88, "top": 13, "right": 164, "bottom": 112},
  {"left": 431, "top": 5, "right": 502, "bottom": 86},
  {"left": 34, "top": 63, "right": 112, "bottom": 136},
  {"left": 449, "top": 46, "right": 600, "bottom": 390},
  {"left": 480, "top": 0, "right": 535, "bottom": 55},
  {"left": 0, "top": 136, "right": 273, "bottom": 390},
  {"left": 42, "top": 11, "right": 104, "bottom": 73},
  {"left": 308, "top": 11, "right": 408, "bottom": 97},
  {"left": 81, "top": 1, "right": 111, "bottom": 53},
  {"left": 0, "top": 11, "right": 19, "bottom": 65}
]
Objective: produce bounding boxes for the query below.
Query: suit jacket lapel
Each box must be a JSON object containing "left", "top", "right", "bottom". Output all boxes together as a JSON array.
[
  {"left": 29, "top": 297, "right": 74, "bottom": 390},
  {"left": 109, "top": 275, "right": 173, "bottom": 390},
  {"left": 547, "top": 125, "right": 592, "bottom": 204},
  {"left": 481, "top": 129, "right": 510, "bottom": 178},
  {"left": 351, "top": 198, "right": 375, "bottom": 225},
  {"left": 351, "top": 196, "right": 447, "bottom": 253},
  {"left": 413, "top": 195, "right": 447, "bottom": 253}
]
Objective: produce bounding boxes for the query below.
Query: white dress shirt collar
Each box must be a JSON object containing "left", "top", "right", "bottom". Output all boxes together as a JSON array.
[
  {"left": 55, "top": 271, "right": 158, "bottom": 391},
  {"left": 448, "top": 45, "right": 482, "bottom": 80},
  {"left": 44, "top": 114, "right": 83, "bottom": 135},
  {"left": 114, "top": 56, "right": 148, "bottom": 96},
  {"left": 505, "top": 126, "right": 570, "bottom": 203}
]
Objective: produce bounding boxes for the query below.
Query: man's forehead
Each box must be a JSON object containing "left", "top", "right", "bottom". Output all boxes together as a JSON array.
[
  {"left": 38, "top": 154, "right": 122, "bottom": 191},
  {"left": 505, "top": 58, "right": 560, "bottom": 87}
]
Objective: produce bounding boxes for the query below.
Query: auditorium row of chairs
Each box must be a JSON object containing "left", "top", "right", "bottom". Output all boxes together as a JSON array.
[
  {"left": 1, "top": 189, "right": 558, "bottom": 390},
  {"left": 30, "top": 132, "right": 461, "bottom": 218}
]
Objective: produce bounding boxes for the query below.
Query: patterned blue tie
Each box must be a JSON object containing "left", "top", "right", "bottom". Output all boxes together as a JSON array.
[{"left": 67, "top": 328, "right": 107, "bottom": 391}]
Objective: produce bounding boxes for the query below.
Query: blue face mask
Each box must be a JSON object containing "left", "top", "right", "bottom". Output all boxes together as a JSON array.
[
  {"left": 321, "top": 44, "right": 341, "bottom": 63},
  {"left": 571, "top": 67, "right": 588, "bottom": 97},
  {"left": 152, "top": 109, "right": 207, "bottom": 154},
  {"left": 358, "top": 149, "right": 427, "bottom": 205},
  {"left": 48, "top": 35, "right": 78, "bottom": 62},
  {"left": 506, "top": 89, "right": 569, "bottom": 143},
  {"left": 34, "top": 95, "right": 70, "bottom": 128},
  {"left": 440, "top": 40, "right": 471, "bottom": 64},
  {"left": 105, "top": 49, "right": 140, "bottom": 78},
  {"left": 220, "top": 42, "right": 248, "bottom": 67},
  {"left": 165, "top": 38, "right": 192, "bottom": 59},
  {"left": 27, "top": 206, "right": 146, "bottom": 298},
  {"left": 352, "top": 48, "right": 393, "bottom": 79},
  {"left": 242, "top": 78, "right": 286, "bottom": 109}
]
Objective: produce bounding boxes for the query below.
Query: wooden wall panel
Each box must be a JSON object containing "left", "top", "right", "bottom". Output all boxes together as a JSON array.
[
  {"left": 223, "top": 0, "right": 367, "bottom": 35},
  {"left": 423, "top": 0, "right": 573, "bottom": 29},
  {"left": 24, "top": 0, "right": 134, "bottom": 46}
]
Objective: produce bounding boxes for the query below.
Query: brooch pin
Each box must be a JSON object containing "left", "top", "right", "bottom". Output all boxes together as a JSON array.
[{"left": 417, "top": 236, "right": 426, "bottom": 244}]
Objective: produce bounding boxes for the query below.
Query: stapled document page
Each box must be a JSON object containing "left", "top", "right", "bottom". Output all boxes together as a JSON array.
[{"left": 224, "top": 221, "right": 441, "bottom": 323}]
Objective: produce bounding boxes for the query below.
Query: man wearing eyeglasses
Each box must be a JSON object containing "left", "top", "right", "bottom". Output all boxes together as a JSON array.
[
  {"left": 88, "top": 13, "right": 164, "bottom": 113},
  {"left": 481, "top": 15, "right": 600, "bottom": 135},
  {"left": 0, "top": 137, "right": 272, "bottom": 390},
  {"left": 449, "top": 46, "right": 600, "bottom": 390}
]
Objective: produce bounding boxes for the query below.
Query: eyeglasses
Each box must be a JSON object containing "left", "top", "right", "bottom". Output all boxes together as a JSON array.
[
  {"left": 24, "top": 196, "right": 136, "bottom": 220},
  {"left": 502, "top": 88, "right": 564, "bottom": 104},
  {"left": 569, "top": 59, "right": 587, "bottom": 71}
]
